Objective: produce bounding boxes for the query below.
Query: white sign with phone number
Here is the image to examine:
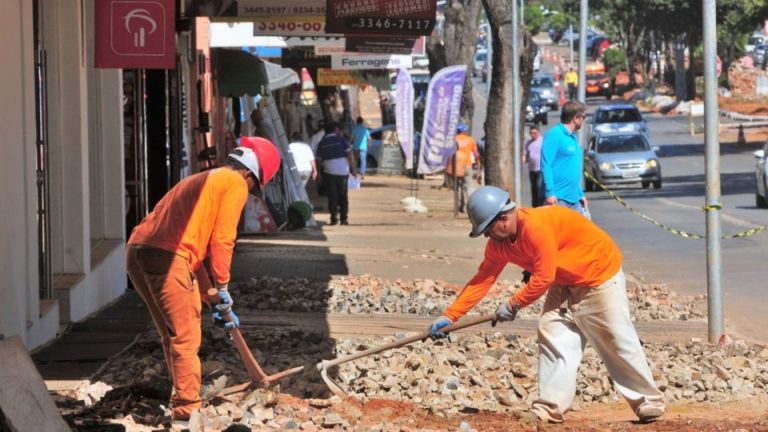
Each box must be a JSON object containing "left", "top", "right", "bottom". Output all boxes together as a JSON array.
[
  {"left": 238, "top": 0, "right": 325, "bottom": 17},
  {"left": 251, "top": 16, "right": 328, "bottom": 37}
]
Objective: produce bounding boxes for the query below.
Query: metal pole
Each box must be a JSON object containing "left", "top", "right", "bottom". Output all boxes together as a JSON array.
[
  {"left": 577, "top": 0, "right": 587, "bottom": 104},
  {"left": 702, "top": 0, "right": 723, "bottom": 343},
  {"left": 512, "top": 0, "right": 522, "bottom": 205},
  {"left": 520, "top": 0, "right": 524, "bottom": 24},
  {"left": 569, "top": 23, "right": 574, "bottom": 66}
]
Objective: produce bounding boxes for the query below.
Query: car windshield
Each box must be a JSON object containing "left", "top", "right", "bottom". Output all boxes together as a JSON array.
[
  {"left": 595, "top": 108, "right": 642, "bottom": 123},
  {"left": 587, "top": 74, "right": 604, "bottom": 80},
  {"left": 528, "top": 92, "right": 542, "bottom": 102},
  {"left": 597, "top": 135, "right": 649, "bottom": 153},
  {"left": 532, "top": 77, "right": 553, "bottom": 87},
  {"left": 475, "top": 52, "right": 487, "bottom": 62}
]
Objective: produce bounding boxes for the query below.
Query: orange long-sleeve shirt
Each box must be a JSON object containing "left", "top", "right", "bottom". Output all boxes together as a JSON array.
[
  {"left": 443, "top": 206, "right": 622, "bottom": 321},
  {"left": 128, "top": 168, "right": 248, "bottom": 285}
]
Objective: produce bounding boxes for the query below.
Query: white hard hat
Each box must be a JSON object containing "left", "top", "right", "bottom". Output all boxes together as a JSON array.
[{"left": 227, "top": 147, "right": 260, "bottom": 182}]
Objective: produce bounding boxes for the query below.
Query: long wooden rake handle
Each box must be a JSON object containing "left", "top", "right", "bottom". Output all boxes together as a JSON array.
[{"left": 317, "top": 314, "right": 494, "bottom": 371}]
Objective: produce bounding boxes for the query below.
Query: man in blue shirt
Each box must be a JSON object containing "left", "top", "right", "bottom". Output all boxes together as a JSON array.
[
  {"left": 541, "top": 101, "right": 590, "bottom": 218},
  {"left": 316, "top": 122, "right": 358, "bottom": 225},
  {"left": 350, "top": 117, "right": 370, "bottom": 178}
]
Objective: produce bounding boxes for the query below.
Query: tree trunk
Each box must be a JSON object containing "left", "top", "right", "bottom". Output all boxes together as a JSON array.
[
  {"left": 442, "top": 0, "right": 483, "bottom": 129},
  {"left": 482, "top": 0, "right": 513, "bottom": 191},
  {"left": 686, "top": 31, "right": 696, "bottom": 100}
]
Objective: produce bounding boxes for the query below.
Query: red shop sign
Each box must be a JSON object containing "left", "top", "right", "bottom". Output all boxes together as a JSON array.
[{"left": 95, "top": 0, "right": 176, "bottom": 69}]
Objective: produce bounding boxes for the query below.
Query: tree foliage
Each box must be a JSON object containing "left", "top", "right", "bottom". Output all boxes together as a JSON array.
[
  {"left": 602, "top": 48, "right": 626, "bottom": 78},
  {"left": 524, "top": 5, "right": 546, "bottom": 35}
]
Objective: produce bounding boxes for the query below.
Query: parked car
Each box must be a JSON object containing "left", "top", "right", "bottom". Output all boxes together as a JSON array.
[
  {"left": 473, "top": 49, "right": 488, "bottom": 77},
  {"left": 525, "top": 91, "right": 549, "bottom": 125},
  {"left": 559, "top": 28, "right": 600, "bottom": 46},
  {"left": 746, "top": 34, "right": 765, "bottom": 53},
  {"left": 584, "top": 131, "right": 662, "bottom": 190},
  {"left": 585, "top": 73, "right": 611, "bottom": 99},
  {"left": 366, "top": 124, "right": 397, "bottom": 169},
  {"left": 755, "top": 141, "right": 768, "bottom": 208},
  {"left": 530, "top": 73, "right": 559, "bottom": 110},
  {"left": 751, "top": 45, "right": 767, "bottom": 69},
  {"left": 590, "top": 103, "right": 648, "bottom": 138}
]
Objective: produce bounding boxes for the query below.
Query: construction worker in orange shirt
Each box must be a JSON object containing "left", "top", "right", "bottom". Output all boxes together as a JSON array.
[
  {"left": 445, "top": 124, "right": 481, "bottom": 212},
  {"left": 126, "top": 141, "right": 280, "bottom": 422},
  {"left": 429, "top": 186, "right": 666, "bottom": 424}
]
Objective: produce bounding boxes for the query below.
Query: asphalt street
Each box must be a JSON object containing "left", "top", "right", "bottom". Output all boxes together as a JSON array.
[{"left": 472, "top": 75, "right": 768, "bottom": 343}]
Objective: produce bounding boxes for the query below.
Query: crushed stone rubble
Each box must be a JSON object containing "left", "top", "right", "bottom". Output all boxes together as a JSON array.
[
  {"left": 237, "top": 274, "right": 707, "bottom": 322},
  {"left": 54, "top": 275, "right": 763, "bottom": 431}
]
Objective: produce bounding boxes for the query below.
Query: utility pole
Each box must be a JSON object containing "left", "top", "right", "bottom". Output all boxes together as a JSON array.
[
  {"left": 520, "top": 0, "right": 524, "bottom": 24},
  {"left": 577, "top": 0, "right": 587, "bottom": 104},
  {"left": 569, "top": 22, "right": 574, "bottom": 66},
  {"left": 512, "top": 0, "right": 522, "bottom": 205},
  {"left": 702, "top": 0, "right": 723, "bottom": 343}
]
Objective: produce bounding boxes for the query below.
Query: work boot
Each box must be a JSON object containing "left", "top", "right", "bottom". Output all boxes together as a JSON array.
[{"left": 637, "top": 404, "right": 665, "bottom": 423}]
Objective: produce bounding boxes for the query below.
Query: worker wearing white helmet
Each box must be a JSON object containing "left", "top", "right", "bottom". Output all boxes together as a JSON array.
[
  {"left": 125, "top": 146, "right": 280, "bottom": 422},
  {"left": 430, "top": 186, "right": 666, "bottom": 424}
]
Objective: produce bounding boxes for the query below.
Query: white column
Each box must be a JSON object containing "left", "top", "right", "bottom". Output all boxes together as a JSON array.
[{"left": 44, "top": 0, "right": 90, "bottom": 274}]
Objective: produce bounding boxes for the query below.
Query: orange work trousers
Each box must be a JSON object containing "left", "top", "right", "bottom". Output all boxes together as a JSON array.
[{"left": 125, "top": 245, "right": 202, "bottom": 420}]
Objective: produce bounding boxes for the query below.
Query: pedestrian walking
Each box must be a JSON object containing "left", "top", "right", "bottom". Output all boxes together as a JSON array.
[
  {"left": 523, "top": 126, "right": 545, "bottom": 207},
  {"left": 350, "top": 117, "right": 370, "bottom": 178},
  {"left": 429, "top": 186, "right": 666, "bottom": 424},
  {"left": 445, "top": 124, "right": 480, "bottom": 212},
  {"left": 125, "top": 143, "right": 281, "bottom": 422},
  {"left": 288, "top": 132, "right": 318, "bottom": 190},
  {"left": 541, "top": 100, "right": 590, "bottom": 218},
  {"left": 310, "top": 119, "right": 326, "bottom": 155},
  {"left": 316, "top": 122, "right": 358, "bottom": 225},
  {"left": 564, "top": 67, "right": 578, "bottom": 100}
]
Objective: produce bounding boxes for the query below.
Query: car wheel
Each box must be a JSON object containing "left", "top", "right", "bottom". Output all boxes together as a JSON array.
[
  {"left": 757, "top": 190, "right": 768, "bottom": 208},
  {"left": 642, "top": 181, "right": 650, "bottom": 189},
  {"left": 584, "top": 175, "right": 595, "bottom": 192},
  {"left": 366, "top": 155, "right": 378, "bottom": 169},
  {"left": 606, "top": 93, "right": 612, "bottom": 100},
  {"left": 652, "top": 179, "right": 662, "bottom": 189},
  {"left": 542, "top": 116, "right": 549, "bottom": 125}
]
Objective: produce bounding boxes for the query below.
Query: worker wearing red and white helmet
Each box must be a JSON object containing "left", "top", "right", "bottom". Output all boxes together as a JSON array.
[
  {"left": 125, "top": 146, "right": 277, "bottom": 422},
  {"left": 239, "top": 136, "right": 282, "bottom": 188}
]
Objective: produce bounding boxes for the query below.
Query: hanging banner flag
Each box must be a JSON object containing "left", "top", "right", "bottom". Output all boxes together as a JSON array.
[
  {"left": 395, "top": 68, "right": 415, "bottom": 170},
  {"left": 417, "top": 65, "right": 467, "bottom": 174}
]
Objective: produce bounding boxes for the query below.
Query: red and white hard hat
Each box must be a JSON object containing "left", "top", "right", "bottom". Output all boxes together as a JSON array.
[
  {"left": 239, "top": 137, "right": 282, "bottom": 187},
  {"left": 227, "top": 147, "right": 261, "bottom": 182}
]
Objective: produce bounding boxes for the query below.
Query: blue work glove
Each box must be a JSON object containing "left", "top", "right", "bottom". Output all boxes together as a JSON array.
[
  {"left": 492, "top": 300, "right": 520, "bottom": 327},
  {"left": 429, "top": 316, "right": 453, "bottom": 340},
  {"left": 213, "top": 309, "right": 240, "bottom": 330},
  {"left": 212, "top": 287, "right": 239, "bottom": 330}
]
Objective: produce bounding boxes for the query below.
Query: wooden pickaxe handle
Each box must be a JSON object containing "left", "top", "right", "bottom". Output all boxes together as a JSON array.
[
  {"left": 208, "top": 288, "right": 271, "bottom": 385},
  {"left": 317, "top": 314, "right": 494, "bottom": 370}
]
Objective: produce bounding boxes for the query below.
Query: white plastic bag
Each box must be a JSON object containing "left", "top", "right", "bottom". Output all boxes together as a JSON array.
[{"left": 348, "top": 174, "right": 361, "bottom": 190}]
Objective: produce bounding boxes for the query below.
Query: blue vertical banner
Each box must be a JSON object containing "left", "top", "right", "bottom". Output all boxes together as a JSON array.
[
  {"left": 417, "top": 65, "right": 467, "bottom": 174},
  {"left": 395, "top": 68, "right": 415, "bottom": 170}
]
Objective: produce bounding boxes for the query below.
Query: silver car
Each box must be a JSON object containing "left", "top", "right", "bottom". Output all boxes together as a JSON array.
[
  {"left": 584, "top": 131, "right": 662, "bottom": 190},
  {"left": 531, "top": 74, "right": 559, "bottom": 110},
  {"left": 755, "top": 142, "right": 768, "bottom": 208}
]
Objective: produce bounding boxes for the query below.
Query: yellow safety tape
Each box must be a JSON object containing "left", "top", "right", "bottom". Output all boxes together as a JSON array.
[{"left": 583, "top": 171, "right": 767, "bottom": 240}]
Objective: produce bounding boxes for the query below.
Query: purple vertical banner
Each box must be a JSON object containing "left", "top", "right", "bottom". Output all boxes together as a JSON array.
[
  {"left": 395, "top": 68, "right": 415, "bottom": 170},
  {"left": 417, "top": 65, "right": 467, "bottom": 174}
]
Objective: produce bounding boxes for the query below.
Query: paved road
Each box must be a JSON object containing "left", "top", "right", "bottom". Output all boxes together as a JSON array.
[{"left": 472, "top": 67, "right": 767, "bottom": 343}]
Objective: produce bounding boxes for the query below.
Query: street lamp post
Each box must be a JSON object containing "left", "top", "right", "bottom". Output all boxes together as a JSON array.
[
  {"left": 512, "top": 0, "right": 522, "bottom": 205},
  {"left": 702, "top": 0, "right": 723, "bottom": 343}
]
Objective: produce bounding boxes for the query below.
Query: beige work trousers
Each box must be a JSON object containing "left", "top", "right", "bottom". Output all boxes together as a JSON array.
[{"left": 531, "top": 269, "right": 665, "bottom": 422}]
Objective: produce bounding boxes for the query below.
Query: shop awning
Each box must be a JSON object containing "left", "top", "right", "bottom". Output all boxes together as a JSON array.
[
  {"left": 262, "top": 60, "right": 299, "bottom": 90},
  {"left": 213, "top": 48, "right": 269, "bottom": 97},
  {"left": 213, "top": 49, "right": 299, "bottom": 97}
]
